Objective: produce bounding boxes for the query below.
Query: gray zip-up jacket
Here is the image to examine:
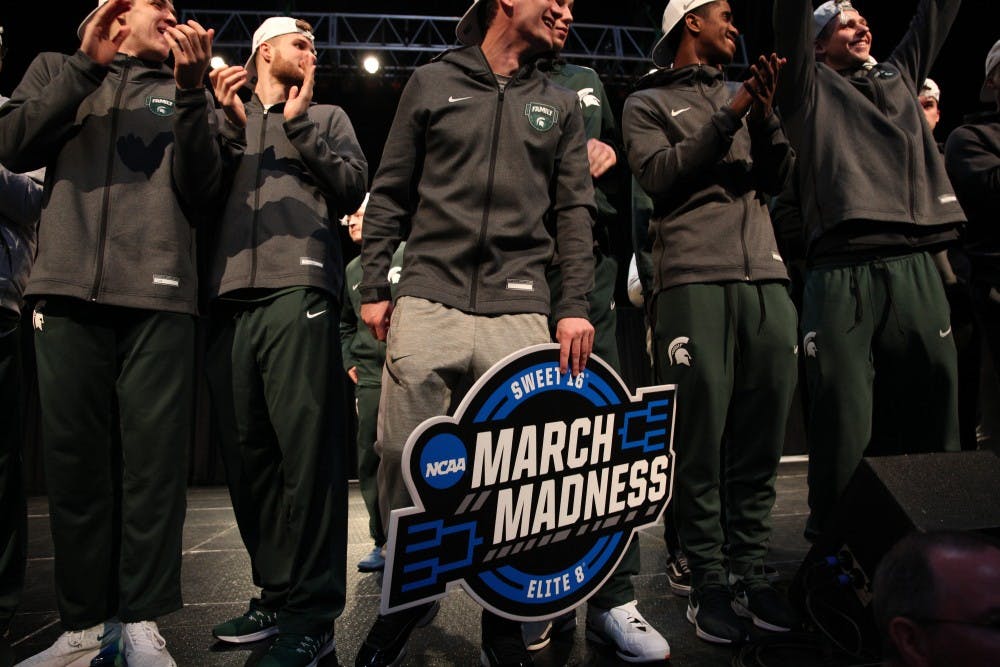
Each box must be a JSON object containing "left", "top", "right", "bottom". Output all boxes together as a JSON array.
[
  {"left": 210, "top": 96, "right": 367, "bottom": 299},
  {"left": 0, "top": 51, "right": 225, "bottom": 315},
  {"left": 946, "top": 112, "right": 1000, "bottom": 284},
  {"left": 360, "top": 46, "right": 595, "bottom": 321},
  {"left": 774, "top": 0, "right": 965, "bottom": 256},
  {"left": 0, "top": 94, "right": 43, "bottom": 317},
  {"left": 623, "top": 65, "right": 792, "bottom": 294}
]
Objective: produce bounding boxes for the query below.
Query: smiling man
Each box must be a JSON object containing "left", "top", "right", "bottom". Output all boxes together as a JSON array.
[
  {"left": 0, "top": 0, "right": 224, "bottom": 665},
  {"left": 623, "top": 0, "right": 798, "bottom": 646},
  {"left": 773, "top": 0, "right": 966, "bottom": 544},
  {"left": 356, "top": 0, "right": 594, "bottom": 664}
]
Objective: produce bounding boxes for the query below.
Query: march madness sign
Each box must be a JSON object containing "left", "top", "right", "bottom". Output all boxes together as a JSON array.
[{"left": 380, "top": 344, "right": 676, "bottom": 620}]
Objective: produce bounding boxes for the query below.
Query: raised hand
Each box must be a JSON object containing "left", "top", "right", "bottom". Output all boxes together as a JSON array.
[
  {"left": 284, "top": 56, "right": 317, "bottom": 120},
  {"left": 744, "top": 53, "right": 787, "bottom": 121},
  {"left": 209, "top": 65, "right": 249, "bottom": 128},
  {"left": 80, "top": 0, "right": 133, "bottom": 66},
  {"left": 165, "top": 20, "right": 214, "bottom": 90}
]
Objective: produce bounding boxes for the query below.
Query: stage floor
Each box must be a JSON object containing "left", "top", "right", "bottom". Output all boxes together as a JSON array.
[{"left": 10, "top": 460, "right": 813, "bottom": 666}]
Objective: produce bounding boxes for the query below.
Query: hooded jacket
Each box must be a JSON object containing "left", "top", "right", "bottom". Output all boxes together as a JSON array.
[
  {"left": 946, "top": 112, "right": 1000, "bottom": 284},
  {"left": 360, "top": 46, "right": 595, "bottom": 321},
  {"left": 0, "top": 51, "right": 225, "bottom": 315},
  {"left": 774, "top": 0, "right": 965, "bottom": 259},
  {"left": 0, "top": 94, "right": 43, "bottom": 317},
  {"left": 210, "top": 96, "right": 368, "bottom": 299},
  {"left": 623, "top": 64, "right": 792, "bottom": 294}
]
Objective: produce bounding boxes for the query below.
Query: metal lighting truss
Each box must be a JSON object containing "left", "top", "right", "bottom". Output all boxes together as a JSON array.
[{"left": 181, "top": 9, "right": 749, "bottom": 82}]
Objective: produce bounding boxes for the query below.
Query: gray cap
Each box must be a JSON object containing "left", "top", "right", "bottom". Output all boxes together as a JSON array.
[
  {"left": 813, "top": 0, "right": 857, "bottom": 39},
  {"left": 919, "top": 78, "right": 940, "bottom": 103}
]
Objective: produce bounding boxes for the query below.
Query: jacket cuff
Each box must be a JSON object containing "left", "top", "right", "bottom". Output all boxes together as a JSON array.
[
  {"left": 712, "top": 107, "right": 744, "bottom": 137},
  {"left": 552, "top": 300, "right": 590, "bottom": 321},
  {"left": 283, "top": 113, "right": 312, "bottom": 137},
  {"left": 360, "top": 284, "right": 392, "bottom": 303}
]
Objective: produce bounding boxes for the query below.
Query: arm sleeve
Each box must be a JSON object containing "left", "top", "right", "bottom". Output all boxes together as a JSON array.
[
  {"left": 359, "top": 74, "right": 426, "bottom": 304},
  {"left": 946, "top": 126, "right": 1000, "bottom": 213},
  {"left": 172, "top": 87, "right": 236, "bottom": 219},
  {"left": 0, "top": 51, "right": 106, "bottom": 172},
  {"left": 772, "top": 0, "right": 816, "bottom": 118},
  {"left": 0, "top": 165, "right": 43, "bottom": 235},
  {"left": 888, "top": 0, "right": 963, "bottom": 90},
  {"left": 622, "top": 93, "right": 743, "bottom": 199},
  {"left": 284, "top": 106, "right": 368, "bottom": 218},
  {"left": 749, "top": 111, "right": 795, "bottom": 197},
  {"left": 552, "top": 103, "right": 597, "bottom": 321}
]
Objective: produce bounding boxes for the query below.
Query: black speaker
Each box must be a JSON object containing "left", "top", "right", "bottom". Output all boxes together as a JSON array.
[{"left": 790, "top": 450, "right": 1000, "bottom": 658}]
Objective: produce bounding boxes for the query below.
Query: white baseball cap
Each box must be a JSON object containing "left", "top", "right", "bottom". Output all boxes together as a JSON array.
[
  {"left": 456, "top": 1, "right": 484, "bottom": 47},
  {"left": 813, "top": 0, "right": 857, "bottom": 39},
  {"left": 919, "top": 78, "right": 940, "bottom": 103},
  {"left": 245, "top": 16, "right": 315, "bottom": 87},
  {"left": 77, "top": 0, "right": 111, "bottom": 40},
  {"left": 651, "top": 0, "right": 717, "bottom": 68},
  {"left": 981, "top": 39, "right": 1000, "bottom": 103}
]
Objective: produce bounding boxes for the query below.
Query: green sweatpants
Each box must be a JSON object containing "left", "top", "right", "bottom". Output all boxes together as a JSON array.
[
  {"left": 33, "top": 298, "right": 193, "bottom": 628},
  {"left": 0, "top": 315, "right": 26, "bottom": 632},
  {"left": 206, "top": 288, "right": 347, "bottom": 635},
  {"left": 354, "top": 384, "right": 385, "bottom": 547},
  {"left": 654, "top": 283, "right": 798, "bottom": 587},
  {"left": 801, "top": 252, "right": 959, "bottom": 540}
]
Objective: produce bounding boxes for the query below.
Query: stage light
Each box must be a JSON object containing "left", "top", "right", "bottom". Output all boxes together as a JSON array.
[
  {"left": 363, "top": 55, "right": 381, "bottom": 74},
  {"left": 210, "top": 56, "right": 227, "bottom": 70}
]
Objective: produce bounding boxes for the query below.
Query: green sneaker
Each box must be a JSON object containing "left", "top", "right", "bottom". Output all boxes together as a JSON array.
[
  {"left": 259, "top": 632, "right": 334, "bottom": 667},
  {"left": 212, "top": 609, "right": 279, "bottom": 644}
]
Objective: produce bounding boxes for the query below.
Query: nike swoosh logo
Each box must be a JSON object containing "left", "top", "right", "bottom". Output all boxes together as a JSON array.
[
  {"left": 448, "top": 96, "right": 472, "bottom": 103},
  {"left": 671, "top": 107, "right": 691, "bottom": 117},
  {"left": 306, "top": 310, "right": 327, "bottom": 319},
  {"left": 352, "top": 282, "right": 361, "bottom": 291},
  {"left": 939, "top": 327, "right": 952, "bottom": 338},
  {"left": 390, "top": 354, "right": 413, "bottom": 364}
]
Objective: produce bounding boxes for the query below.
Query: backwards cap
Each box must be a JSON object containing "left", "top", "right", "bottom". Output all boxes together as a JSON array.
[
  {"left": 813, "top": 0, "right": 857, "bottom": 38},
  {"left": 919, "top": 78, "right": 940, "bottom": 103},
  {"left": 650, "top": 0, "right": 719, "bottom": 69},
  {"left": 982, "top": 39, "right": 1000, "bottom": 103},
  {"left": 245, "top": 16, "right": 316, "bottom": 88},
  {"left": 78, "top": 0, "right": 111, "bottom": 40}
]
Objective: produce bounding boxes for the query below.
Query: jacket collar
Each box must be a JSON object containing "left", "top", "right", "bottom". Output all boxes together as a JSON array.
[
  {"left": 435, "top": 45, "right": 541, "bottom": 87},
  {"left": 633, "top": 63, "right": 724, "bottom": 92}
]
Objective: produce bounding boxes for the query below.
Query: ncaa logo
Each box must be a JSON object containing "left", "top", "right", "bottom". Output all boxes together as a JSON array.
[{"left": 419, "top": 434, "right": 467, "bottom": 490}]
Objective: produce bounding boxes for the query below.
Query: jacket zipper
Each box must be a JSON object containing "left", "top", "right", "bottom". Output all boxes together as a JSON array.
[
  {"left": 249, "top": 106, "right": 269, "bottom": 287},
  {"left": 471, "top": 84, "right": 506, "bottom": 310},
  {"left": 871, "top": 73, "right": 916, "bottom": 218},
  {"left": 91, "top": 60, "right": 131, "bottom": 301},
  {"left": 698, "top": 74, "right": 751, "bottom": 280}
]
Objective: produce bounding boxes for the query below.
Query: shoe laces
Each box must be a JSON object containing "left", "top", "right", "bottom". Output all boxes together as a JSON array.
[
  {"left": 674, "top": 552, "right": 691, "bottom": 574},
  {"left": 247, "top": 609, "right": 275, "bottom": 626},
  {"left": 278, "top": 633, "right": 325, "bottom": 657},
  {"left": 126, "top": 622, "right": 166, "bottom": 651},
  {"left": 614, "top": 602, "right": 649, "bottom": 633}
]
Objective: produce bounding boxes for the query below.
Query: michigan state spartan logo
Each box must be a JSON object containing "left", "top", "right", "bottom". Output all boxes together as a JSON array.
[
  {"left": 145, "top": 96, "right": 175, "bottom": 117},
  {"left": 382, "top": 344, "right": 677, "bottom": 620},
  {"left": 525, "top": 102, "right": 559, "bottom": 132}
]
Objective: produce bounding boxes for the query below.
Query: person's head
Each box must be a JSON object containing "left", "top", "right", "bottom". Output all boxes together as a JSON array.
[
  {"left": 78, "top": 0, "right": 179, "bottom": 63},
  {"left": 981, "top": 39, "right": 1000, "bottom": 109},
  {"left": 651, "top": 1, "right": 736, "bottom": 69},
  {"left": 342, "top": 193, "right": 369, "bottom": 245},
  {"left": 456, "top": 0, "right": 573, "bottom": 58},
  {"left": 873, "top": 530, "right": 1000, "bottom": 667},
  {"left": 919, "top": 78, "right": 941, "bottom": 131},
  {"left": 813, "top": 1, "right": 872, "bottom": 71},
  {"left": 245, "top": 17, "right": 316, "bottom": 91}
]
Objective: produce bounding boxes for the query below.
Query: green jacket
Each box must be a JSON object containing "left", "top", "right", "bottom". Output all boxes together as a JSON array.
[{"left": 341, "top": 244, "right": 405, "bottom": 386}]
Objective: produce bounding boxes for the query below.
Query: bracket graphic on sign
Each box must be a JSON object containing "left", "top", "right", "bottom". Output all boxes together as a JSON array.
[{"left": 380, "top": 344, "right": 676, "bottom": 621}]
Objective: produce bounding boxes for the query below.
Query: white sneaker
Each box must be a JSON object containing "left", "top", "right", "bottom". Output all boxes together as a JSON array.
[
  {"left": 520, "top": 611, "right": 577, "bottom": 651},
  {"left": 123, "top": 621, "right": 176, "bottom": 667},
  {"left": 585, "top": 601, "right": 671, "bottom": 663},
  {"left": 15, "top": 621, "right": 121, "bottom": 667}
]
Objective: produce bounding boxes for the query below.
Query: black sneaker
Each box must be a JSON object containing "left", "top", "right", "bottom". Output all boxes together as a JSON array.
[
  {"left": 686, "top": 584, "right": 746, "bottom": 645},
  {"left": 354, "top": 602, "right": 439, "bottom": 667},
  {"left": 481, "top": 615, "right": 533, "bottom": 667},
  {"left": 732, "top": 583, "right": 799, "bottom": 632},
  {"left": 666, "top": 551, "right": 692, "bottom": 597}
]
